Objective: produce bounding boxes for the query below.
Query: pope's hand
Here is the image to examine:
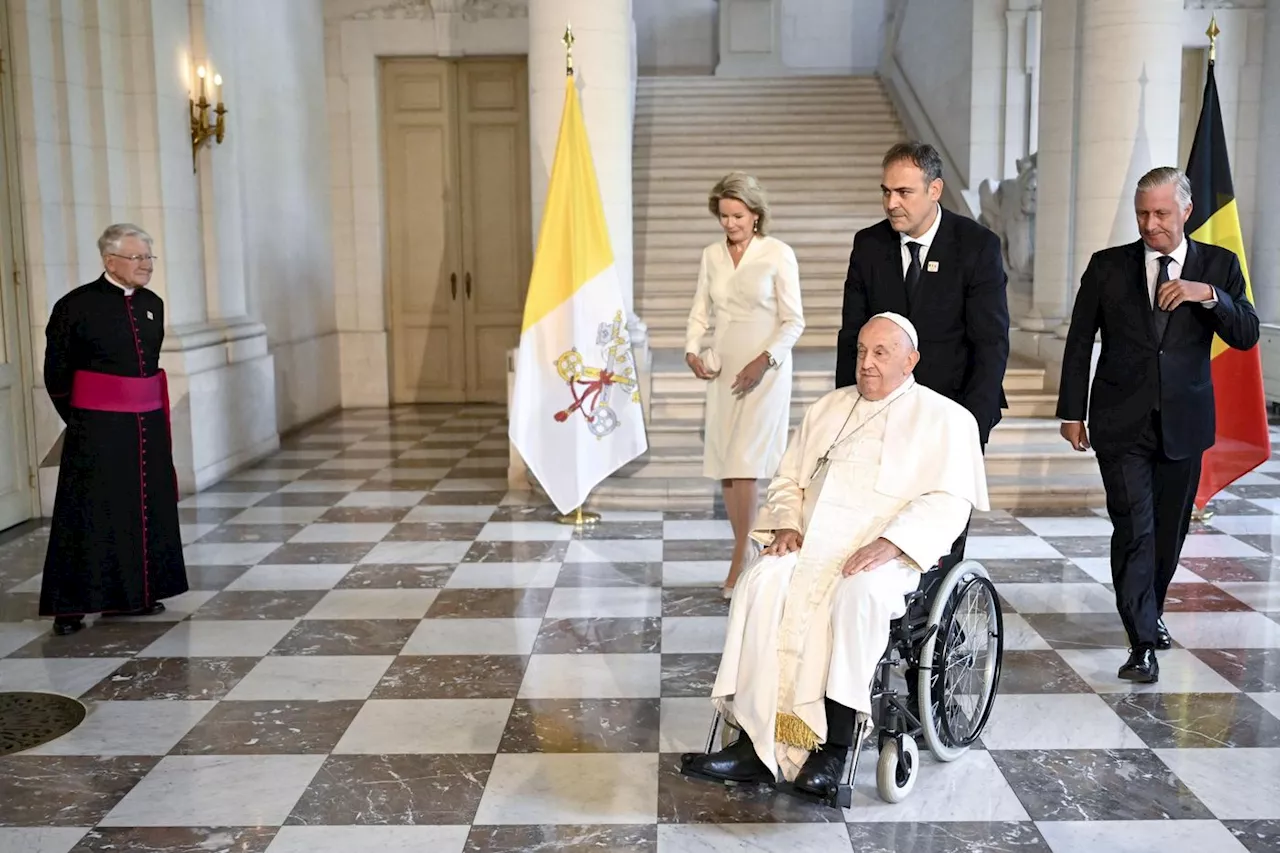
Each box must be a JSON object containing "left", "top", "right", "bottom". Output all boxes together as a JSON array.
[
  {"left": 764, "top": 529, "right": 803, "bottom": 556},
  {"left": 842, "top": 538, "right": 903, "bottom": 576}
]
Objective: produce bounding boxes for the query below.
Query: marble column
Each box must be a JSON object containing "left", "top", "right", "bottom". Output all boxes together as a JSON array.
[{"left": 1253, "top": 0, "right": 1280, "bottom": 323}]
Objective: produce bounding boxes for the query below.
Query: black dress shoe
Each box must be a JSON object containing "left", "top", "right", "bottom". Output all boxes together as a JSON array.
[
  {"left": 1118, "top": 647, "right": 1159, "bottom": 683},
  {"left": 792, "top": 743, "right": 847, "bottom": 799},
  {"left": 104, "top": 602, "right": 166, "bottom": 618},
  {"left": 680, "top": 734, "right": 774, "bottom": 785},
  {"left": 52, "top": 616, "right": 84, "bottom": 636},
  {"left": 1155, "top": 619, "right": 1172, "bottom": 651}
]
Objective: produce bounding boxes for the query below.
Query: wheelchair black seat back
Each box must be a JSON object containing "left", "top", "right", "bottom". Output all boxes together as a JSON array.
[{"left": 687, "top": 549, "right": 1004, "bottom": 810}]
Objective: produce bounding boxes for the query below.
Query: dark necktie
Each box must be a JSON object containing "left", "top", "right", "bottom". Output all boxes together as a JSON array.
[
  {"left": 1153, "top": 255, "right": 1173, "bottom": 341},
  {"left": 904, "top": 241, "right": 923, "bottom": 311}
]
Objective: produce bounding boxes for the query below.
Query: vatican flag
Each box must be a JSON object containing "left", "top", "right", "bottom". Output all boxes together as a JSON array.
[{"left": 509, "top": 75, "right": 647, "bottom": 515}]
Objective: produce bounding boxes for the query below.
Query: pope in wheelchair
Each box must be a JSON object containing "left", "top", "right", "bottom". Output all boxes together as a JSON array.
[{"left": 680, "top": 312, "right": 1001, "bottom": 807}]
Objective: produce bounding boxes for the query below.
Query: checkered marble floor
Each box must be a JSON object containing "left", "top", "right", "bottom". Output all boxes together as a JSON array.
[{"left": 1, "top": 405, "right": 1279, "bottom": 852}]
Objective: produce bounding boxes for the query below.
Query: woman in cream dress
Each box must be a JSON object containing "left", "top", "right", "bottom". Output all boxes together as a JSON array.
[{"left": 685, "top": 172, "right": 805, "bottom": 596}]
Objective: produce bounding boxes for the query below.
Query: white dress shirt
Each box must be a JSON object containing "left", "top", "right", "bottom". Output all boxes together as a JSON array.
[
  {"left": 900, "top": 203, "right": 944, "bottom": 277},
  {"left": 1145, "top": 239, "right": 1216, "bottom": 309}
]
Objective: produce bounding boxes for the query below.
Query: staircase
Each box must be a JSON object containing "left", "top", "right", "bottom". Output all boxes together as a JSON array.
[{"left": 582, "top": 76, "right": 1106, "bottom": 511}]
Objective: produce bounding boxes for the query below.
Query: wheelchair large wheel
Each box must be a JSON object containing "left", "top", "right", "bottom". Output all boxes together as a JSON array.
[{"left": 916, "top": 560, "right": 1003, "bottom": 763}]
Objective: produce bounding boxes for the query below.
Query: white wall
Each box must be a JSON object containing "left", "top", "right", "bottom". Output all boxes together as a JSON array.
[
  {"left": 782, "top": 0, "right": 884, "bottom": 73},
  {"left": 635, "top": 0, "right": 717, "bottom": 73}
]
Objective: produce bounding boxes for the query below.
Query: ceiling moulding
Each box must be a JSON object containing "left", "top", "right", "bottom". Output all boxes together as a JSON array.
[
  {"left": 457, "top": 0, "right": 529, "bottom": 22},
  {"left": 348, "top": 0, "right": 433, "bottom": 20},
  {"left": 1183, "top": 0, "right": 1264, "bottom": 9},
  {"left": 344, "top": 0, "right": 528, "bottom": 21}
]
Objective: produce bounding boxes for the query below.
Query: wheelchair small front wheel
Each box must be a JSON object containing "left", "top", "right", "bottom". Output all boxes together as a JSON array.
[{"left": 875, "top": 735, "right": 919, "bottom": 803}]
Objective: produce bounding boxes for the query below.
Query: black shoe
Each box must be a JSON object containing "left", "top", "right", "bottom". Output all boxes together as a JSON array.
[
  {"left": 792, "top": 743, "right": 847, "bottom": 799},
  {"left": 1155, "top": 619, "right": 1172, "bottom": 651},
  {"left": 1118, "top": 647, "right": 1159, "bottom": 683},
  {"left": 104, "top": 602, "right": 166, "bottom": 618},
  {"left": 52, "top": 616, "right": 84, "bottom": 636},
  {"left": 680, "top": 734, "right": 774, "bottom": 785}
]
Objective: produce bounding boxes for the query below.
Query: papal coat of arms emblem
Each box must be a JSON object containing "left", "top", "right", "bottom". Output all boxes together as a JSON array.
[{"left": 552, "top": 310, "right": 640, "bottom": 438}]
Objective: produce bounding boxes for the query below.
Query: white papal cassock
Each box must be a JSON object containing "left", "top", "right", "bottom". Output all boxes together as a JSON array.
[{"left": 711, "top": 376, "right": 989, "bottom": 782}]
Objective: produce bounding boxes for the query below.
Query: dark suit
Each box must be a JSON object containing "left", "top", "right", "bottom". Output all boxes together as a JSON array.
[
  {"left": 835, "top": 209, "right": 1010, "bottom": 445},
  {"left": 1057, "top": 238, "right": 1259, "bottom": 648}
]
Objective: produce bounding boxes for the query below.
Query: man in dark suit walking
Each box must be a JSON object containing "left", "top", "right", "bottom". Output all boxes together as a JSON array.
[
  {"left": 1058, "top": 166, "right": 1259, "bottom": 683},
  {"left": 836, "top": 141, "right": 1010, "bottom": 447}
]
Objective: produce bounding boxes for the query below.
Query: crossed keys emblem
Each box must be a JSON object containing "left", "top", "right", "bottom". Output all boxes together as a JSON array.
[{"left": 553, "top": 311, "right": 640, "bottom": 438}]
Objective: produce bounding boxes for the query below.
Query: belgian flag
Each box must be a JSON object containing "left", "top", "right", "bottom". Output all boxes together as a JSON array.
[{"left": 1186, "top": 54, "right": 1270, "bottom": 508}]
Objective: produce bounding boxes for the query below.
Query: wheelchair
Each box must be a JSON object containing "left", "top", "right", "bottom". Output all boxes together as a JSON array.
[{"left": 685, "top": 556, "right": 1004, "bottom": 810}]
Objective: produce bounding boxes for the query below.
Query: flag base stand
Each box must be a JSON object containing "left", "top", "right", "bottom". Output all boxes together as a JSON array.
[
  {"left": 1191, "top": 506, "right": 1214, "bottom": 523},
  {"left": 556, "top": 506, "right": 601, "bottom": 526}
]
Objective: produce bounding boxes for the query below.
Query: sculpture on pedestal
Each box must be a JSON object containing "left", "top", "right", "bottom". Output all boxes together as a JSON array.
[{"left": 978, "top": 153, "right": 1037, "bottom": 293}]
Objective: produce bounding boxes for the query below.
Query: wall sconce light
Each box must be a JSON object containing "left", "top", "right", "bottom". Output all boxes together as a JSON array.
[{"left": 189, "top": 64, "right": 227, "bottom": 169}]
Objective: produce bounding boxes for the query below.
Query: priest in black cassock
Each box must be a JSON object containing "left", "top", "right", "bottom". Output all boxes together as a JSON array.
[{"left": 40, "top": 223, "right": 188, "bottom": 636}]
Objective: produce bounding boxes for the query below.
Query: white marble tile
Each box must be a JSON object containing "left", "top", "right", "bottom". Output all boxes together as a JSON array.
[
  {"left": 565, "top": 540, "right": 664, "bottom": 563},
  {"left": 115, "top": 591, "right": 218, "bottom": 621},
  {"left": 351, "top": 440, "right": 418, "bottom": 451},
  {"left": 360, "top": 541, "right": 472, "bottom": 564},
  {"left": 306, "top": 589, "right": 438, "bottom": 620},
  {"left": 999, "top": 613, "right": 1053, "bottom": 650},
  {"left": 430, "top": 478, "right": 508, "bottom": 491},
  {"left": 661, "top": 616, "right": 727, "bottom": 653},
  {"left": 659, "top": 696, "right": 717, "bottom": 753},
  {"left": 545, "top": 587, "right": 662, "bottom": 618},
  {"left": 1215, "top": 582, "right": 1280, "bottom": 611},
  {"left": 180, "top": 523, "right": 219, "bottom": 543},
  {"left": 662, "top": 561, "right": 731, "bottom": 586},
  {"left": 402, "top": 504, "right": 496, "bottom": 522},
  {"left": 401, "top": 618, "right": 542, "bottom": 656},
  {"left": 1208, "top": 515, "right": 1280, "bottom": 536},
  {"left": 265, "top": 827, "right": 470, "bottom": 853},
  {"left": 0, "top": 622, "right": 49, "bottom": 656},
  {"left": 1058, "top": 649, "right": 1240, "bottom": 694},
  {"left": 996, "top": 582, "right": 1118, "bottom": 613},
  {"left": 225, "top": 564, "right": 353, "bottom": 591},
  {"left": 335, "top": 491, "right": 427, "bottom": 508},
  {"left": 5, "top": 573, "right": 44, "bottom": 594},
  {"left": 227, "top": 506, "right": 330, "bottom": 525},
  {"left": 1155, "top": 748, "right": 1280, "bottom": 819},
  {"left": 662, "top": 520, "right": 735, "bottom": 540},
  {"left": 0, "top": 829, "right": 89, "bottom": 853},
  {"left": 289, "top": 523, "right": 395, "bottom": 543},
  {"left": 279, "top": 479, "right": 367, "bottom": 493},
  {"left": 477, "top": 522, "right": 574, "bottom": 542},
  {"left": 1247, "top": 498, "right": 1280, "bottom": 514},
  {"left": 1249, "top": 691, "right": 1280, "bottom": 723},
  {"left": 1160, "top": 612, "right": 1280, "bottom": 648},
  {"left": 1037, "top": 820, "right": 1250, "bottom": 853},
  {"left": 519, "top": 654, "right": 662, "bottom": 698},
  {"left": 26, "top": 700, "right": 215, "bottom": 756},
  {"left": 1016, "top": 516, "right": 1116, "bottom": 537},
  {"left": 0, "top": 658, "right": 131, "bottom": 698},
  {"left": 1177, "top": 535, "right": 1265, "bottom": 559},
  {"left": 599, "top": 511, "right": 664, "bottom": 522},
  {"left": 845, "top": 750, "right": 1030, "bottom": 821},
  {"left": 398, "top": 447, "right": 470, "bottom": 460},
  {"left": 226, "top": 655, "right": 395, "bottom": 701},
  {"left": 445, "top": 562, "right": 561, "bottom": 588},
  {"left": 138, "top": 620, "right": 297, "bottom": 658},
  {"left": 271, "top": 449, "right": 338, "bottom": 460},
  {"left": 179, "top": 492, "right": 271, "bottom": 508},
  {"left": 657, "top": 823, "right": 854, "bottom": 852},
  {"left": 182, "top": 542, "right": 281, "bottom": 566},
  {"left": 981, "top": 694, "right": 1144, "bottom": 750},
  {"left": 229, "top": 468, "right": 306, "bottom": 482},
  {"left": 335, "top": 699, "right": 513, "bottom": 753},
  {"left": 964, "top": 536, "right": 1064, "bottom": 560},
  {"left": 474, "top": 753, "right": 658, "bottom": 824},
  {"left": 369, "top": 467, "right": 451, "bottom": 482},
  {"left": 100, "top": 755, "right": 327, "bottom": 826},
  {"left": 318, "top": 457, "right": 392, "bottom": 471},
  {"left": 1070, "top": 557, "right": 1203, "bottom": 585}
]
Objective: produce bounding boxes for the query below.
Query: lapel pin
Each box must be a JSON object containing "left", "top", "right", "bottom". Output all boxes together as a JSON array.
[
  {"left": 926, "top": 260, "right": 939, "bottom": 273},
  {"left": 146, "top": 310, "right": 154, "bottom": 320}
]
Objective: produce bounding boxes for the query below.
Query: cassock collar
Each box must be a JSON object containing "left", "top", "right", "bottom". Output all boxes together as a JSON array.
[{"left": 103, "top": 271, "right": 136, "bottom": 295}]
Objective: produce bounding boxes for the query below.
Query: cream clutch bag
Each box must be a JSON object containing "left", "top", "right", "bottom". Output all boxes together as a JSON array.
[{"left": 698, "top": 348, "right": 721, "bottom": 375}]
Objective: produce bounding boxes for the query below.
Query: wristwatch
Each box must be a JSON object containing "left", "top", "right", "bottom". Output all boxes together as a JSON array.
[{"left": 764, "top": 351, "right": 778, "bottom": 369}]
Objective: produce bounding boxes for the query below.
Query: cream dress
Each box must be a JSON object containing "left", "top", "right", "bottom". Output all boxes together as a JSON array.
[{"left": 684, "top": 235, "right": 805, "bottom": 480}]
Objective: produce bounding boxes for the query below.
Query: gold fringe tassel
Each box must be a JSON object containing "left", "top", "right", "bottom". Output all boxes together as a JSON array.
[{"left": 774, "top": 712, "right": 820, "bottom": 751}]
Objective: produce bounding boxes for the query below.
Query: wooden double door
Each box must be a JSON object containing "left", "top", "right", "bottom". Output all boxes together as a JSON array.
[{"left": 381, "top": 57, "right": 532, "bottom": 403}]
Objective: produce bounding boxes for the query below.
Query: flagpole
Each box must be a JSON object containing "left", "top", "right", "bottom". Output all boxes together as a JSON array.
[{"left": 551, "top": 19, "right": 602, "bottom": 529}]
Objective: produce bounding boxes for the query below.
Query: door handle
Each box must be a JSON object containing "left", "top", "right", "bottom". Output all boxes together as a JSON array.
[
  {"left": 465, "top": 272, "right": 472, "bottom": 298},
  {"left": 450, "top": 273, "right": 457, "bottom": 299}
]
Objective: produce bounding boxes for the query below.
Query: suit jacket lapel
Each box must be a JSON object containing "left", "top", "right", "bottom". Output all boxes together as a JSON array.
[
  {"left": 880, "top": 231, "right": 909, "bottom": 314},
  {"left": 1125, "top": 241, "right": 1158, "bottom": 343}
]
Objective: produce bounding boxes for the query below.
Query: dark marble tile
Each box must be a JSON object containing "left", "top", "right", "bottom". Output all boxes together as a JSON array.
[
  {"left": 286, "top": 754, "right": 492, "bottom": 825},
  {"left": 372, "top": 655, "right": 528, "bottom": 698},
  {"left": 463, "top": 540, "right": 569, "bottom": 563},
  {"left": 1229, "top": 534, "right": 1277, "bottom": 555},
  {"left": 657, "top": 753, "right": 842, "bottom": 823},
  {"left": 251, "top": 457, "right": 319, "bottom": 469},
  {"left": 462, "top": 446, "right": 510, "bottom": 458},
  {"left": 662, "top": 588, "right": 732, "bottom": 617},
  {"left": 0, "top": 592, "right": 40, "bottom": 621},
  {"left": 69, "top": 827, "right": 277, "bottom": 853},
  {"left": 1226, "top": 819, "right": 1280, "bottom": 853},
  {"left": 296, "top": 468, "right": 380, "bottom": 481},
  {"left": 1161, "top": 582, "right": 1253, "bottom": 612},
  {"left": 190, "top": 590, "right": 327, "bottom": 620},
  {"left": 488, "top": 505, "right": 561, "bottom": 523},
  {"left": 1224, "top": 484, "right": 1280, "bottom": 499},
  {"left": 662, "top": 653, "right": 721, "bottom": 697},
  {"left": 969, "top": 517, "right": 1035, "bottom": 536},
  {"left": 998, "top": 650, "right": 1094, "bottom": 694},
  {"left": 0, "top": 755, "right": 158, "bottom": 825},
  {"left": 1193, "top": 648, "right": 1280, "bottom": 692},
  {"left": 534, "top": 618, "right": 662, "bottom": 654},
  {"left": 1042, "top": 536, "right": 1111, "bottom": 558},
  {"left": 990, "top": 749, "right": 1213, "bottom": 821},
  {"left": 1180, "top": 558, "right": 1280, "bottom": 583},
  {"left": 259, "top": 542, "right": 376, "bottom": 565},
  {"left": 173, "top": 700, "right": 363, "bottom": 754},
  {"left": 318, "top": 506, "right": 412, "bottom": 524},
  {"left": 9, "top": 620, "right": 174, "bottom": 658},
  {"left": 335, "top": 563, "right": 454, "bottom": 589},
  {"left": 499, "top": 699, "right": 661, "bottom": 752},
  {"left": 664, "top": 509, "right": 730, "bottom": 521},
  {"left": 203, "top": 480, "right": 289, "bottom": 493},
  {"left": 463, "top": 825, "right": 656, "bottom": 853},
  {"left": 386, "top": 522, "right": 486, "bottom": 541},
  {"left": 252, "top": 492, "right": 346, "bottom": 508},
  {"left": 1019, "top": 613, "right": 1130, "bottom": 649},
  {"left": 81, "top": 657, "right": 257, "bottom": 701},
  {"left": 573, "top": 522, "right": 665, "bottom": 540},
  {"left": 845, "top": 822, "right": 1051, "bottom": 853},
  {"left": 1103, "top": 692, "right": 1280, "bottom": 748},
  {"left": 332, "top": 450, "right": 400, "bottom": 462},
  {"left": 427, "top": 588, "right": 553, "bottom": 619},
  {"left": 178, "top": 507, "right": 243, "bottom": 525},
  {"left": 419, "top": 490, "right": 509, "bottom": 506},
  {"left": 981, "top": 559, "right": 1097, "bottom": 585},
  {"left": 357, "top": 476, "right": 439, "bottom": 492},
  {"left": 1201, "top": 498, "right": 1275, "bottom": 516},
  {"left": 555, "top": 562, "right": 663, "bottom": 587},
  {"left": 1008, "top": 506, "right": 1099, "bottom": 517},
  {"left": 195, "top": 524, "right": 302, "bottom": 544},
  {"left": 664, "top": 540, "right": 735, "bottom": 561},
  {"left": 269, "top": 619, "right": 418, "bottom": 656},
  {"left": 182, "top": 565, "right": 250, "bottom": 591}
]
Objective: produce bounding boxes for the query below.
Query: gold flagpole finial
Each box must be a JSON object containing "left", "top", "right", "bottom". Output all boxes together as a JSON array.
[
  {"left": 1207, "top": 14, "right": 1220, "bottom": 64},
  {"left": 562, "top": 22, "right": 575, "bottom": 77}
]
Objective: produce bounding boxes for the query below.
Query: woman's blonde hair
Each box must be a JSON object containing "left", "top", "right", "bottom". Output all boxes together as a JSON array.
[{"left": 708, "top": 172, "right": 771, "bottom": 236}]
